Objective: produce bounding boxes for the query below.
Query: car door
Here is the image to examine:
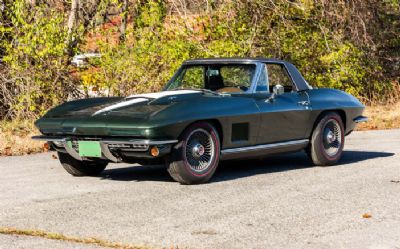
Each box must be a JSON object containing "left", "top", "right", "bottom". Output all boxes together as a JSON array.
[{"left": 254, "top": 63, "right": 311, "bottom": 144}]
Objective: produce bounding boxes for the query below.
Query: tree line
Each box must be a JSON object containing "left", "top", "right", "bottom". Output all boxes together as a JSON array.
[{"left": 0, "top": 0, "right": 399, "bottom": 119}]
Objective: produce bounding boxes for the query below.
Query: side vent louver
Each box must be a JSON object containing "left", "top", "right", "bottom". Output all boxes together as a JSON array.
[{"left": 231, "top": 123, "right": 249, "bottom": 142}]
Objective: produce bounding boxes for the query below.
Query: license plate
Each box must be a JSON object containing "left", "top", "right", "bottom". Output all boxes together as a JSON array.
[{"left": 78, "top": 141, "right": 101, "bottom": 157}]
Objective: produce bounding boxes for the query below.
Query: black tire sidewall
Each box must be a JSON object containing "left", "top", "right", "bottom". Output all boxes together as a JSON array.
[
  {"left": 319, "top": 115, "right": 344, "bottom": 161},
  {"left": 168, "top": 122, "right": 220, "bottom": 184},
  {"left": 311, "top": 112, "right": 345, "bottom": 165},
  {"left": 58, "top": 152, "right": 108, "bottom": 176}
]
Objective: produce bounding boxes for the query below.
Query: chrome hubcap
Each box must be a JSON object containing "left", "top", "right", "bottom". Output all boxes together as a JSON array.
[
  {"left": 326, "top": 130, "right": 336, "bottom": 143},
  {"left": 323, "top": 119, "right": 342, "bottom": 157},
  {"left": 184, "top": 128, "right": 215, "bottom": 172},
  {"left": 192, "top": 144, "right": 205, "bottom": 158}
]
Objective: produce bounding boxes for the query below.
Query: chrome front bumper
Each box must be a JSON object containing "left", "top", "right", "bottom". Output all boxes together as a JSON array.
[{"left": 32, "top": 135, "right": 177, "bottom": 162}]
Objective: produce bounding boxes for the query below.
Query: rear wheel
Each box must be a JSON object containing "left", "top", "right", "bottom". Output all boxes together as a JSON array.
[
  {"left": 167, "top": 122, "right": 220, "bottom": 184},
  {"left": 58, "top": 152, "right": 108, "bottom": 176},
  {"left": 308, "top": 112, "right": 345, "bottom": 166}
]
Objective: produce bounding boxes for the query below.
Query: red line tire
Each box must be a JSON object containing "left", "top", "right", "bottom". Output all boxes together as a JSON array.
[
  {"left": 166, "top": 122, "right": 220, "bottom": 184},
  {"left": 308, "top": 112, "right": 345, "bottom": 166}
]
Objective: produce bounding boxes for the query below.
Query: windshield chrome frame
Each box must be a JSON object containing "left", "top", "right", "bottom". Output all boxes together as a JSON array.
[{"left": 164, "top": 61, "right": 263, "bottom": 94}]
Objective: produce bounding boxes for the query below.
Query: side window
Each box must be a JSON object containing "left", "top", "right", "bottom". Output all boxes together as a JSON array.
[
  {"left": 256, "top": 64, "right": 268, "bottom": 92},
  {"left": 266, "top": 64, "right": 295, "bottom": 92},
  {"left": 180, "top": 66, "right": 204, "bottom": 89},
  {"left": 219, "top": 65, "right": 254, "bottom": 90}
]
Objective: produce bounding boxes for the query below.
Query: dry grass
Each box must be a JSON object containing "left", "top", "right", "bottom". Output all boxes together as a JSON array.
[
  {"left": 0, "top": 102, "right": 399, "bottom": 156},
  {"left": 0, "top": 120, "right": 44, "bottom": 156},
  {"left": 357, "top": 102, "right": 400, "bottom": 130},
  {"left": 0, "top": 227, "right": 154, "bottom": 249}
]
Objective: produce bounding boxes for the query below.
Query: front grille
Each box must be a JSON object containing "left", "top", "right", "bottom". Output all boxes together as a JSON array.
[
  {"left": 107, "top": 143, "right": 149, "bottom": 151},
  {"left": 65, "top": 137, "right": 150, "bottom": 152}
]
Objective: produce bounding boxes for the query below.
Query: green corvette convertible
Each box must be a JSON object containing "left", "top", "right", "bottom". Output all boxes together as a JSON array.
[{"left": 33, "top": 58, "right": 367, "bottom": 184}]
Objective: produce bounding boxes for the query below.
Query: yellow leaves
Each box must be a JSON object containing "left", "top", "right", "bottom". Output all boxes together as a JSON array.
[{"left": 319, "top": 43, "right": 354, "bottom": 66}]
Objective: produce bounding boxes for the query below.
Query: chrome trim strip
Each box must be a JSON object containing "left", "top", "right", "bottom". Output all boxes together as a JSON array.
[
  {"left": 31, "top": 136, "right": 178, "bottom": 145},
  {"left": 354, "top": 116, "right": 368, "bottom": 123},
  {"left": 101, "top": 139, "right": 178, "bottom": 145},
  {"left": 31, "top": 136, "right": 66, "bottom": 142},
  {"left": 221, "top": 139, "right": 309, "bottom": 155}
]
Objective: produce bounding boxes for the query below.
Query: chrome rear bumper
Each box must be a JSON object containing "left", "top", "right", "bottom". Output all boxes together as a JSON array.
[
  {"left": 353, "top": 116, "right": 369, "bottom": 123},
  {"left": 32, "top": 135, "right": 177, "bottom": 162}
]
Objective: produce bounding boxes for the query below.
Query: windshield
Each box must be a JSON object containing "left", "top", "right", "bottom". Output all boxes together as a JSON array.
[{"left": 165, "top": 64, "right": 256, "bottom": 93}]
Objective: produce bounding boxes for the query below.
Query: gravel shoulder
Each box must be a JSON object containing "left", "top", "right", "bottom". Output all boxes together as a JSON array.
[{"left": 0, "top": 130, "right": 399, "bottom": 249}]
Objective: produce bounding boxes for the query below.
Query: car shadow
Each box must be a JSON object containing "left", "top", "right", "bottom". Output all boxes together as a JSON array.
[
  {"left": 211, "top": 150, "right": 394, "bottom": 183},
  {"left": 99, "top": 150, "right": 395, "bottom": 183},
  {"left": 101, "top": 164, "right": 174, "bottom": 182}
]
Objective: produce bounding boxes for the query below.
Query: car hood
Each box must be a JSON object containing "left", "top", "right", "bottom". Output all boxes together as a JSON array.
[
  {"left": 36, "top": 90, "right": 204, "bottom": 135},
  {"left": 44, "top": 90, "right": 202, "bottom": 118}
]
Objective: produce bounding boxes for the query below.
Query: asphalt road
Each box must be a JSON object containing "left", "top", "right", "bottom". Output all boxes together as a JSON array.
[{"left": 1, "top": 129, "right": 400, "bottom": 249}]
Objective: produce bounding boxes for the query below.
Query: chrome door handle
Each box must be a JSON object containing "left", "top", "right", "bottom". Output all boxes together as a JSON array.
[{"left": 298, "top": 101, "right": 310, "bottom": 106}]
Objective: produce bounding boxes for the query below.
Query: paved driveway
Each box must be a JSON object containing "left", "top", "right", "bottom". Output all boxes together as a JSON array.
[{"left": 1, "top": 130, "right": 399, "bottom": 249}]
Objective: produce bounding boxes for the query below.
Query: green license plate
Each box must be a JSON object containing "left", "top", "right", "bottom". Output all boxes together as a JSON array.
[{"left": 78, "top": 141, "right": 102, "bottom": 157}]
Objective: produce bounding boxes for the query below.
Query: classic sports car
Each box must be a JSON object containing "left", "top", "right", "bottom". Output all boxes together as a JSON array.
[{"left": 33, "top": 58, "right": 368, "bottom": 184}]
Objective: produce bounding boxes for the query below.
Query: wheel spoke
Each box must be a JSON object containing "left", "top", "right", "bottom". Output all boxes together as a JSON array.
[
  {"left": 323, "top": 119, "right": 342, "bottom": 156},
  {"left": 184, "top": 128, "right": 215, "bottom": 172}
]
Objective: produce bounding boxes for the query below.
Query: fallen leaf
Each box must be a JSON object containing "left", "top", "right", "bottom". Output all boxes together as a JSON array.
[
  {"left": 4, "top": 147, "right": 12, "bottom": 156},
  {"left": 362, "top": 213, "right": 372, "bottom": 218},
  {"left": 43, "top": 142, "right": 50, "bottom": 152}
]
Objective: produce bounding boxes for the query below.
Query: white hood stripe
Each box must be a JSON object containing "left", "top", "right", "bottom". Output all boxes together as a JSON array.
[
  {"left": 93, "top": 98, "right": 149, "bottom": 115},
  {"left": 92, "top": 90, "right": 200, "bottom": 116}
]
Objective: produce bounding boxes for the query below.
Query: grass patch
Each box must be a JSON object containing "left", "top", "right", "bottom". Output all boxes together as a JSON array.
[
  {"left": 357, "top": 102, "right": 400, "bottom": 130},
  {"left": 0, "top": 119, "right": 44, "bottom": 156},
  {"left": 0, "top": 227, "right": 154, "bottom": 249}
]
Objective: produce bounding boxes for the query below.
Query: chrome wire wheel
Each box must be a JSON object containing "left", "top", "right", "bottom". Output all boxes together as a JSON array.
[
  {"left": 322, "top": 119, "right": 342, "bottom": 157},
  {"left": 184, "top": 128, "right": 215, "bottom": 173}
]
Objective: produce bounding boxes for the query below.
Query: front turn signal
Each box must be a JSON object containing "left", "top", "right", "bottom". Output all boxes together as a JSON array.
[{"left": 150, "top": 146, "right": 160, "bottom": 157}]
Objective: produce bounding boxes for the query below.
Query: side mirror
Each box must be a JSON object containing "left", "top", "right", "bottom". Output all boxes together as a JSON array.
[
  {"left": 273, "top": 84, "right": 284, "bottom": 95},
  {"left": 266, "top": 84, "right": 284, "bottom": 103}
]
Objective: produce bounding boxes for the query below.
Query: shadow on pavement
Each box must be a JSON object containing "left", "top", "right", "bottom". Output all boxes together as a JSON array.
[
  {"left": 212, "top": 150, "right": 394, "bottom": 183},
  {"left": 99, "top": 150, "right": 394, "bottom": 183}
]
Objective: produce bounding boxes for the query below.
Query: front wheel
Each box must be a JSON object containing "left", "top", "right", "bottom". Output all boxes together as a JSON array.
[
  {"left": 58, "top": 152, "right": 108, "bottom": 176},
  {"left": 167, "top": 122, "right": 220, "bottom": 184},
  {"left": 307, "top": 112, "right": 345, "bottom": 166}
]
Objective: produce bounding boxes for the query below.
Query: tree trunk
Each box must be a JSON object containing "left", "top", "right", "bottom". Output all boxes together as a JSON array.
[
  {"left": 67, "top": 0, "right": 79, "bottom": 36},
  {"left": 66, "top": 0, "right": 79, "bottom": 57},
  {"left": 119, "top": 0, "right": 128, "bottom": 42}
]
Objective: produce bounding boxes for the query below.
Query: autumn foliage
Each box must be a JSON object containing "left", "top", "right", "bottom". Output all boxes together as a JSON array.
[{"left": 0, "top": 0, "right": 399, "bottom": 119}]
